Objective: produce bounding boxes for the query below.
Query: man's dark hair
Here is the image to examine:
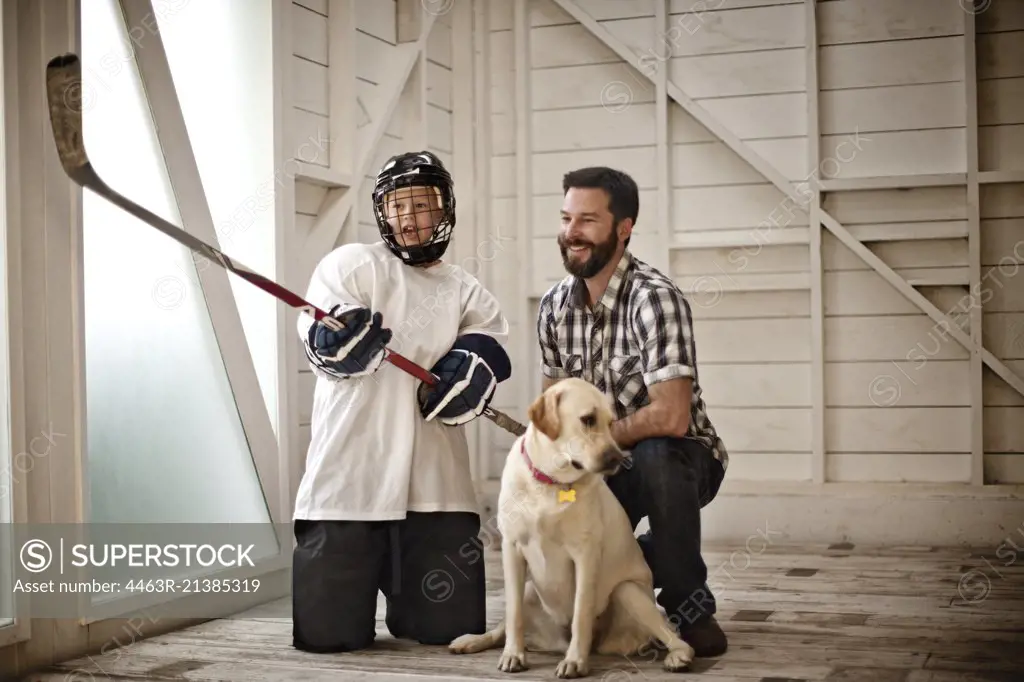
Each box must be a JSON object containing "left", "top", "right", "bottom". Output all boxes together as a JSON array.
[{"left": 562, "top": 166, "right": 639, "bottom": 247}]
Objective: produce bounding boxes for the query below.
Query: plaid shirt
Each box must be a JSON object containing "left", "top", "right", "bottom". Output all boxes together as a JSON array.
[{"left": 537, "top": 250, "right": 728, "bottom": 470}]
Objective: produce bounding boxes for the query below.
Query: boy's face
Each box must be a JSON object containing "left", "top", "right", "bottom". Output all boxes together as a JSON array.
[{"left": 383, "top": 185, "right": 445, "bottom": 248}]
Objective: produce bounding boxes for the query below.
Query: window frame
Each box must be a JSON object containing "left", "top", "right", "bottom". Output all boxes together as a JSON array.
[
  {"left": 73, "top": 0, "right": 290, "bottom": 623},
  {"left": 0, "top": 0, "right": 33, "bottom": 647}
]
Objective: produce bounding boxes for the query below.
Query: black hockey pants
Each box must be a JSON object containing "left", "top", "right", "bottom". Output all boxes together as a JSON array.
[{"left": 291, "top": 511, "right": 487, "bottom": 652}]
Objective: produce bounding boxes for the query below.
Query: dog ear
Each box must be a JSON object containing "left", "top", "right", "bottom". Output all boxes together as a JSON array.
[{"left": 528, "top": 388, "right": 562, "bottom": 441}]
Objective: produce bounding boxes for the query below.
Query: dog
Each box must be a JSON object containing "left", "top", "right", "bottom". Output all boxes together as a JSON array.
[{"left": 449, "top": 378, "right": 695, "bottom": 678}]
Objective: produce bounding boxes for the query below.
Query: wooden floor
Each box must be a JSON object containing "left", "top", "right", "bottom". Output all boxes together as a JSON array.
[{"left": 23, "top": 542, "right": 1024, "bottom": 681}]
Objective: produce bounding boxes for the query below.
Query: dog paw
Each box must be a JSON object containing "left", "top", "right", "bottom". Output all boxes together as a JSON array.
[
  {"left": 555, "top": 656, "right": 589, "bottom": 678},
  {"left": 449, "top": 633, "right": 490, "bottom": 655},
  {"left": 497, "top": 649, "right": 527, "bottom": 673},
  {"left": 663, "top": 647, "right": 693, "bottom": 672}
]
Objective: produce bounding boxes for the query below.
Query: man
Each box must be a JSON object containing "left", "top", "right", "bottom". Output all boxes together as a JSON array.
[
  {"left": 535, "top": 166, "right": 728, "bottom": 657},
  {"left": 292, "top": 151, "right": 512, "bottom": 653}
]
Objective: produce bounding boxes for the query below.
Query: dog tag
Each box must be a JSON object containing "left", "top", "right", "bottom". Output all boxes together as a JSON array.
[{"left": 558, "top": 489, "right": 576, "bottom": 503}]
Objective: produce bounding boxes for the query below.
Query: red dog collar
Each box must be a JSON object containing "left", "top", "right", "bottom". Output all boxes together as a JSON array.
[{"left": 520, "top": 439, "right": 557, "bottom": 485}]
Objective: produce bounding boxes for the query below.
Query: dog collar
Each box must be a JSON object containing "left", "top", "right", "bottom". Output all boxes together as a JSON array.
[
  {"left": 520, "top": 439, "right": 556, "bottom": 484},
  {"left": 520, "top": 440, "right": 576, "bottom": 503}
]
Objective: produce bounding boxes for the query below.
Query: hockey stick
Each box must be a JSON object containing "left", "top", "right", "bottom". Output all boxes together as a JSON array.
[{"left": 44, "top": 52, "right": 527, "bottom": 438}]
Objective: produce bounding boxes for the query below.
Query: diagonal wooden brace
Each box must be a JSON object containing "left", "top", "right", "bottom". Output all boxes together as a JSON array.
[{"left": 550, "top": 0, "right": 1024, "bottom": 400}]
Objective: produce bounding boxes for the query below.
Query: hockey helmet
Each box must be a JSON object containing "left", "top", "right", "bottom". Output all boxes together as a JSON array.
[{"left": 372, "top": 150, "right": 456, "bottom": 266}]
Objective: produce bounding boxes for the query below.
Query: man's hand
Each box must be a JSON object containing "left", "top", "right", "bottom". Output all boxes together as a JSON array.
[{"left": 610, "top": 377, "right": 693, "bottom": 450}]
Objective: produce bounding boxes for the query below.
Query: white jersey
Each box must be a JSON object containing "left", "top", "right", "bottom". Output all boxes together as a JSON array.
[{"left": 293, "top": 241, "right": 510, "bottom": 521}]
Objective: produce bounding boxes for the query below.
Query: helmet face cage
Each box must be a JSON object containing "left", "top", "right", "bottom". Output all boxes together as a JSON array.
[{"left": 372, "top": 152, "right": 457, "bottom": 266}]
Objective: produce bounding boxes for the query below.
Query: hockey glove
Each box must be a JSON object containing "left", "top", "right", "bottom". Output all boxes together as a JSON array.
[
  {"left": 418, "top": 349, "right": 498, "bottom": 426},
  {"left": 307, "top": 304, "right": 392, "bottom": 378}
]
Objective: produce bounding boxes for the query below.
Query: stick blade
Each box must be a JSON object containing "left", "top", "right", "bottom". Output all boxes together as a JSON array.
[{"left": 45, "top": 52, "right": 90, "bottom": 177}]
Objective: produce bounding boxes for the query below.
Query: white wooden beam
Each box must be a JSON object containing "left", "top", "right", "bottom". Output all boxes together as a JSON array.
[
  {"left": 678, "top": 272, "right": 810, "bottom": 293},
  {"left": 302, "top": 10, "right": 438, "bottom": 270},
  {"left": 805, "top": 0, "right": 824, "bottom": 485},
  {"left": 327, "top": 0, "right": 356, "bottom": 179},
  {"left": 819, "top": 174, "right": 967, "bottom": 191},
  {"left": 550, "top": 0, "right": 1024, "bottom": 402},
  {"left": 16, "top": 0, "right": 44, "bottom": 651},
  {"left": 964, "top": 7, "right": 984, "bottom": 486},
  {"left": 294, "top": 160, "right": 353, "bottom": 188},
  {"left": 119, "top": 0, "right": 283, "bottom": 524},
  {"left": 272, "top": 0, "right": 301, "bottom": 535},
  {"left": 653, "top": 0, "right": 670, "bottom": 274},
  {"left": 397, "top": 0, "right": 425, "bottom": 42},
  {"left": 44, "top": 0, "right": 104, "bottom": 644},
  {"left": 0, "top": 0, "right": 34, "bottom": 648},
  {"left": 401, "top": 48, "right": 429, "bottom": 150},
  {"left": 673, "top": 220, "right": 972, "bottom": 249},
  {"left": 472, "top": 0, "right": 495, "bottom": 481},
  {"left": 451, "top": 0, "right": 478, "bottom": 481},
  {"left": 674, "top": 228, "right": 810, "bottom": 249},
  {"left": 839, "top": 221, "right": 968, "bottom": 242},
  {"left": 397, "top": 0, "right": 430, "bottom": 152},
  {"left": 515, "top": 0, "right": 533, "bottom": 425},
  {"left": 979, "top": 170, "right": 1024, "bottom": 184},
  {"left": 683, "top": 267, "right": 972, "bottom": 296}
]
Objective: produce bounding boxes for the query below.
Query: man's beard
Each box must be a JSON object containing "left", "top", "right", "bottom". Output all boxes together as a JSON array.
[{"left": 559, "top": 230, "right": 620, "bottom": 278}]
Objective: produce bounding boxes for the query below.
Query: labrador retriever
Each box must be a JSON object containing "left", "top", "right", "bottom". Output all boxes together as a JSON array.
[{"left": 449, "top": 378, "right": 695, "bottom": 678}]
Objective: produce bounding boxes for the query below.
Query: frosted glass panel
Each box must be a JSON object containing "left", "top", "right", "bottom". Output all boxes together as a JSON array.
[
  {"left": 81, "top": 0, "right": 271, "bottom": 525},
  {"left": 156, "top": 0, "right": 278, "bottom": 433}
]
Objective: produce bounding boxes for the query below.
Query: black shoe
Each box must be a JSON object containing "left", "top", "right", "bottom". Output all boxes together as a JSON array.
[{"left": 678, "top": 615, "right": 727, "bottom": 657}]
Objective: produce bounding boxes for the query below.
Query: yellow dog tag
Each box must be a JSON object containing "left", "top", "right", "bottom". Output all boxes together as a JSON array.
[{"left": 558, "top": 489, "right": 576, "bottom": 503}]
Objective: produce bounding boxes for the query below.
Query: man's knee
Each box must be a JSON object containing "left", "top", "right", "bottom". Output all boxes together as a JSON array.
[
  {"left": 631, "top": 436, "right": 723, "bottom": 508},
  {"left": 631, "top": 437, "right": 698, "bottom": 485},
  {"left": 632, "top": 436, "right": 687, "bottom": 462}
]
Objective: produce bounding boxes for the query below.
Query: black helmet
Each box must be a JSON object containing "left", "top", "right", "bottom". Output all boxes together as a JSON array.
[{"left": 371, "top": 151, "right": 456, "bottom": 266}]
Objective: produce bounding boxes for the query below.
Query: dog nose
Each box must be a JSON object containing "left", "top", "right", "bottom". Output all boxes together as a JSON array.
[{"left": 600, "top": 448, "right": 625, "bottom": 472}]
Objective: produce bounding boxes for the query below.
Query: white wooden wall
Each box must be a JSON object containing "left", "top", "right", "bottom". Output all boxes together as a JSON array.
[
  {"left": 471, "top": 0, "right": 1024, "bottom": 542},
  {"left": 286, "top": 0, "right": 1024, "bottom": 542},
  {"left": 479, "top": 0, "right": 1024, "bottom": 480}
]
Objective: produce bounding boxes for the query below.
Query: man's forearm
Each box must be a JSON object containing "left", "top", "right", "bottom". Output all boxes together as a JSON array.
[{"left": 610, "top": 401, "right": 690, "bottom": 450}]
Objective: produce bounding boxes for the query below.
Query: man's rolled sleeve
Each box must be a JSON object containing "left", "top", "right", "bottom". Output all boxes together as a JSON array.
[
  {"left": 635, "top": 286, "right": 697, "bottom": 387},
  {"left": 537, "top": 293, "right": 567, "bottom": 379}
]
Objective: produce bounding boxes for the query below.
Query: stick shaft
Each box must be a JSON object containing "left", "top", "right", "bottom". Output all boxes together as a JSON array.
[
  {"left": 46, "top": 53, "right": 526, "bottom": 437},
  {"left": 76, "top": 164, "right": 437, "bottom": 378},
  {"left": 79, "top": 164, "right": 525, "bottom": 435}
]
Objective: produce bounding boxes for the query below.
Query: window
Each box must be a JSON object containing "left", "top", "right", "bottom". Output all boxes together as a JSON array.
[{"left": 80, "top": 0, "right": 273, "bottom": 526}]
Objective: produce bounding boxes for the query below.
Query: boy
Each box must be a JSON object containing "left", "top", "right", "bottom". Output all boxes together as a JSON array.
[{"left": 291, "top": 151, "right": 512, "bottom": 653}]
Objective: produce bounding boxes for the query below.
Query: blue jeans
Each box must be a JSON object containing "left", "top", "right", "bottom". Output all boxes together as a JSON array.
[{"left": 605, "top": 435, "right": 725, "bottom": 628}]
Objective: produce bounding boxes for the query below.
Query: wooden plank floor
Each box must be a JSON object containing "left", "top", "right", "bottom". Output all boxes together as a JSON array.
[{"left": 22, "top": 542, "right": 1024, "bottom": 681}]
